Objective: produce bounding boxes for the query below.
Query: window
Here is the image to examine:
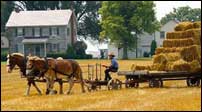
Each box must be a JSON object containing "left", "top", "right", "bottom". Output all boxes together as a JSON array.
[
  {"left": 17, "top": 28, "right": 23, "bottom": 37},
  {"left": 42, "top": 27, "right": 49, "bottom": 36},
  {"left": 24, "top": 28, "right": 33, "bottom": 37},
  {"left": 53, "top": 44, "right": 57, "bottom": 49},
  {"left": 160, "top": 31, "right": 165, "bottom": 39},
  {"left": 34, "top": 28, "right": 40, "bottom": 37},
  {"left": 51, "top": 27, "right": 57, "bottom": 36}
]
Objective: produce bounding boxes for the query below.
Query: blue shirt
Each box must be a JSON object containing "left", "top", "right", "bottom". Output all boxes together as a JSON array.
[{"left": 111, "top": 58, "right": 118, "bottom": 68}]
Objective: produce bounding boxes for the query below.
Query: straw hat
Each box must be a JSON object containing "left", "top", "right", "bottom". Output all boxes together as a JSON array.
[{"left": 108, "top": 52, "right": 115, "bottom": 57}]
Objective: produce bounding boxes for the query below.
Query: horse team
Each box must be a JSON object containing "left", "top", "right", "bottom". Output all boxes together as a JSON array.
[{"left": 6, "top": 53, "right": 87, "bottom": 96}]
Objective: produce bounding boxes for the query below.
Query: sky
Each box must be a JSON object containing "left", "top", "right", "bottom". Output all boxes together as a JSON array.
[{"left": 154, "top": 1, "right": 201, "bottom": 21}]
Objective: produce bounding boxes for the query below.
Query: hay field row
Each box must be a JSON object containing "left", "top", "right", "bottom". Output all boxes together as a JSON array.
[{"left": 1, "top": 59, "right": 201, "bottom": 111}]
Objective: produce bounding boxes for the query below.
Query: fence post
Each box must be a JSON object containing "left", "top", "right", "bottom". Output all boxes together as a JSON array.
[
  {"left": 88, "top": 64, "right": 90, "bottom": 80},
  {"left": 96, "top": 63, "right": 98, "bottom": 80},
  {"left": 100, "top": 63, "right": 102, "bottom": 80}
]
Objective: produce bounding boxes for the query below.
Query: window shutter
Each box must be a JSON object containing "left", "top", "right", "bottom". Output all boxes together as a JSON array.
[
  {"left": 57, "top": 27, "right": 59, "bottom": 35},
  {"left": 49, "top": 27, "right": 52, "bottom": 36},
  {"left": 15, "top": 28, "right": 17, "bottom": 37}
]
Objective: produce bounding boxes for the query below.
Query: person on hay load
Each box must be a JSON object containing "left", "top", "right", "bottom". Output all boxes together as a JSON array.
[{"left": 102, "top": 52, "right": 119, "bottom": 81}]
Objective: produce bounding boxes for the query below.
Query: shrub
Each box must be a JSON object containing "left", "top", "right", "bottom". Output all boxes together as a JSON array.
[
  {"left": 143, "top": 52, "right": 150, "bottom": 57},
  {"left": 150, "top": 40, "right": 157, "bottom": 56}
]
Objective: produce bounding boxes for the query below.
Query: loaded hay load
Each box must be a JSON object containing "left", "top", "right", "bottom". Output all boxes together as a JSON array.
[
  {"left": 131, "top": 21, "right": 201, "bottom": 73},
  {"left": 174, "top": 21, "right": 194, "bottom": 31}
]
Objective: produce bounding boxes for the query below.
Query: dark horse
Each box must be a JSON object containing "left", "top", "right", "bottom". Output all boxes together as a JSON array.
[{"left": 6, "top": 53, "right": 43, "bottom": 96}]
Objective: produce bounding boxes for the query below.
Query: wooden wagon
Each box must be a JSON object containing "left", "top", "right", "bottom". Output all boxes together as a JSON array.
[
  {"left": 117, "top": 70, "right": 201, "bottom": 88},
  {"left": 82, "top": 63, "right": 122, "bottom": 91}
]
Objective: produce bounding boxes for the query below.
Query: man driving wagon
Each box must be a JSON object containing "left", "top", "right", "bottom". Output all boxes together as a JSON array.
[{"left": 102, "top": 52, "right": 119, "bottom": 81}]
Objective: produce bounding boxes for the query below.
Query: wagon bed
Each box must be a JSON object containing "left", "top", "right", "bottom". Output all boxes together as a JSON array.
[{"left": 118, "top": 70, "right": 201, "bottom": 88}]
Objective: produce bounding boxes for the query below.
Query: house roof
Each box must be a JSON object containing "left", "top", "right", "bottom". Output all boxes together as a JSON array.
[{"left": 6, "top": 9, "right": 73, "bottom": 27}]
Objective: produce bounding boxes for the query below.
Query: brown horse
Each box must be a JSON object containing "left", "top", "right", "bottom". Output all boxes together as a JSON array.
[
  {"left": 26, "top": 56, "right": 86, "bottom": 95},
  {"left": 6, "top": 53, "right": 42, "bottom": 96}
]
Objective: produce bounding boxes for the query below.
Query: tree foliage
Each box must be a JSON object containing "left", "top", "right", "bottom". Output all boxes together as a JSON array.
[
  {"left": 1, "top": 1, "right": 15, "bottom": 32},
  {"left": 160, "top": 6, "right": 201, "bottom": 25},
  {"left": 73, "top": 41, "right": 87, "bottom": 56},
  {"left": 99, "top": 1, "right": 160, "bottom": 59}
]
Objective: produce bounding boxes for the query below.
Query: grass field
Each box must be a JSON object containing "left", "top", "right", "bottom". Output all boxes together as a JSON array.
[{"left": 1, "top": 59, "right": 201, "bottom": 111}]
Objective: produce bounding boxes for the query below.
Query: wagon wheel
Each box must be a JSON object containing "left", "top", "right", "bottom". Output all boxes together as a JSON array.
[
  {"left": 133, "top": 82, "right": 139, "bottom": 88},
  {"left": 107, "top": 79, "right": 122, "bottom": 90},
  {"left": 131, "top": 79, "right": 139, "bottom": 88},
  {"left": 87, "top": 83, "right": 97, "bottom": 92},
  {"left": 159, "top": 79, "right": 163, "bottom": 87},
  {"left": 187, "top": 77, "right": 200, "bottom": 87},
  {"left": 125, "top": 79, "right": 130, "bottom": 88},
  {"left": 149, "top": 79, "right": 161, "bottom": 88}
]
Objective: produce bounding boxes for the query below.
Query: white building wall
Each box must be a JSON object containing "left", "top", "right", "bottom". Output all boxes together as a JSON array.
[
  {"left": 155, "top": 20, "right": 177, "bottom": 47},
  {"left": 108, "top": 43, "right": 119, "bottom": 59}
]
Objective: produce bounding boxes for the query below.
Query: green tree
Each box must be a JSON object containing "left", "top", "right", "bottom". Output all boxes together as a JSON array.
[
  {"left": 99, "top": 1, "right": 160, "bottom": 59},
  {"left": 1, "top": 1, "right": 15, "bottom": 32},
  {"left": 160, "top": 6, "right": 201, "bottom": 25},
  {"left": 73, "top": 41, "right": 87, "bottom": 56},
  {"left": 150, "top": 40, "right": 157, "bottom": 56}
]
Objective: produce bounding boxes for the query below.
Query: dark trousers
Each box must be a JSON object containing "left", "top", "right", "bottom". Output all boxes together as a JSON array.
[{"left": 104, "top": 67, "right": 118, "bottom": 81}]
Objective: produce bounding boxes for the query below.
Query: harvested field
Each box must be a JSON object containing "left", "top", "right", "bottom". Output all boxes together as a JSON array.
[{"left": 1, "top": 60, "right": 201, "bottom": 111}]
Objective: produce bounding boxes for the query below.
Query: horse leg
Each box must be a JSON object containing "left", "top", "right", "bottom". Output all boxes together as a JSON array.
[
  {"left": 45, "top": 77, "right": 50, "bottom": 95},
  {"left": 32, "top": 81, "right": 42, "bottom": 95},
  {"left": 49, "top": 79, "right": 57, "bottom": 95},
  {"left": 66, "top": 77, "right": 74, "bottom": 94},
  {"left": 25, "top": 80, "right": 31, "bottom": 96},
  {"left": 58, "top": 79, "right": 63, "bottom": 94},
  {"left": 79, "top": 73, "right": 86, "bottom": 93}
]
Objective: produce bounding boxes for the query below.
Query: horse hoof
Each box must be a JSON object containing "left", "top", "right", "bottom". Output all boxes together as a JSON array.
[
  {"left": 49, "top": 90, "right": 57, "bottom": 95},
  {"left": 24, "top": 94, "right": 29, "bottom": 96}
]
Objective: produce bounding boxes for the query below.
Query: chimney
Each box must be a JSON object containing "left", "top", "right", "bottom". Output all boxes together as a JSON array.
[{"left": 14, "top": 7, "right": 21, "bottom": 13}]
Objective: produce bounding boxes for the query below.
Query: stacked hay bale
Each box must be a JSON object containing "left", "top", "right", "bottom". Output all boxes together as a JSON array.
[{"left": 131, "top": 21, "right": 201, "bottom": 73}]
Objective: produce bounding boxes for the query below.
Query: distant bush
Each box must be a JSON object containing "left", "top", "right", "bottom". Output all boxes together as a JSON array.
[
  {"left": 143, "top": 52, "right": 150, "bottom": 57},
  {"left": 1, "top": 48, "right": 8, "bottom": 61},
  {"left": 47, "top": 53, "right": 67, "bottom": 59},
  {"left": 1, "top": 53, "right": 7, "bottom": 61}
]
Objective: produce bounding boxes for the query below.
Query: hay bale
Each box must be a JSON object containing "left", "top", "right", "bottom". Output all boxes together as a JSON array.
[
  {"left": 174, "top": 22, "right": 194, "bottom": 31},
  {"left": 184, "top": 28, "right": 201, "bottom": 45},
  {"left": 193, "top": 21, "right": 201, "bottom": 28},
  {"left": 153, "top": 54, "right": 168, "bottom": 64},
  {"left": 180, "top": 45, "right": 201, "bottom": 62},
  {"left": 131, "top": 64, "right": 151, "bottom": 71},
  {"left": 189, "top": 60, "right": 201, "bottom": 73},
  {"left": 155, "top": 47, "right": 164, "bottom": 54},
  {"left": 163, "top": 38, "right": 194, "bottom": 47},
  {"left": 165, "top": 62, "right": 174, "bottom": 71},
  {"left": 166, "top": 31, "right": 184, "bottom": 39},
  {"left": 172, "top": 59, "right": 191, "bottom": 71},
  {"left": 153, "top": 53, "right": 181, "bottom": 64},
  {"left": 151, "top": 64, "right": 166, "bottom": 71},
  {"left": 155, "top": 47, "right": 184, "bottom": 55},
  {"left": 166, "top": 53, "right": 181, "bottom": 62}
]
